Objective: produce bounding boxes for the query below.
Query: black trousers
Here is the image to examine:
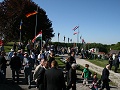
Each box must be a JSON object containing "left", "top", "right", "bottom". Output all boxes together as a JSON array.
[
  {"left": 12, "top": 69, "right": 19, "bottom": 82},
  {"left": 67, "top": 83, "right": 76, "bottom": 90},
  {"left": 101, "top": 80, "right": 110, "bottom": 90}
]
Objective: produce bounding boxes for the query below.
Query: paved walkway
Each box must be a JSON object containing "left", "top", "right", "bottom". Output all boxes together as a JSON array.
[{"left": 1, "top": 54, "right": 120, "bottom": 90}]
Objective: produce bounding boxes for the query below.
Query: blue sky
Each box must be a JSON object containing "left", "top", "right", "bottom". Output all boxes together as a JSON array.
[{"left": 0, "top": 0, "right": 120, "bottom": 45}]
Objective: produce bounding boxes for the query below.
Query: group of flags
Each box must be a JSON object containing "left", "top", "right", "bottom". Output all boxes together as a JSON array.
[
  {"left": 19, "top": 11, "right": 40, "bottom": 42},
  {"left": 19, "top": 11, "right": 38, "bottom": 30},
  {"left": 73, "top": 26, "right": 79, "bottom": 35}
]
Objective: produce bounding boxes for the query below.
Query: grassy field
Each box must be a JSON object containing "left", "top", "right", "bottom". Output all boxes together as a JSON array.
[
  {"left": 4, "top": 42, "right": 14, "bottom": 52},
  {"left": 87, "top": 59, "right": 120, "bottom": 73}
]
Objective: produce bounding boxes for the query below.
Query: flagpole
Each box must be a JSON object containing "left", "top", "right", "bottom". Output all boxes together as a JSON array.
[
  {"left": 19, "top": 19, "right": 22, "bottom": 42},
  {"left": 77, "top": 25, "right": 79, "bottom": 47},
  {"left": 35, "top": 5, "right": 38, "bottom": 38},
  {"left": 34, "top": 5, "right": 38, "bottom": 49},
  {"left": 41, "top": 30, "right": 42, "bottom": 51},
  {"left": 20, "top": 31, "right": 21, "bottom": 42}
]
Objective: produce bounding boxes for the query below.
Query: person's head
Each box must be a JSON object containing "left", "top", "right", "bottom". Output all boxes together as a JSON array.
[
  {"left": 11, "top": 49, "right": 14, "bottom": 52},
  {"left": 13, "top": 52, "right": 17, "bottom": 56},
  {"left": 40, "top": 59, "right": 45, "bottom": 66},
  {"left": 43, "top": 60, "right": 49, "bottom": 69},
  {"left": 71, "top": 63, "right": 77, "bottom": 69},
  {"left": 24, "top": 52, "right": 28, "bottom": 57},
  {"left": 85, "top": 64, "right": 89, "bottom": 68},
  {"left": 51, "top": 60, "right": 58, "bottom": 68},
  {"left": 17, "top": 50, "right": 21, "bottom": 53},
  {"left": 106, "top": 64, "right": 110, "bottom": 70},
  {"left": 50, "top": 51, "right": 54, "bottom": 56},
  {"left": 66, "top": 56, "right": 70, "bottom": 62},
  {"left": 93, "top": 72, "right": 97, "bottom": 78},
  {"left": 1, "top": 51, "right": 5, "bottom": 56},
  {"left": 71, "top": 51, "right": 75, "bottom": 56}
]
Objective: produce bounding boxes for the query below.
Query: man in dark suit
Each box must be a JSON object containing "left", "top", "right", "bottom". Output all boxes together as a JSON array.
[
  {"left": 67, "top": 63, "right": 77, "bottom": 90},
  {"left": 100, "top": 64, "right": 110, "bottom": 90},
  {"left": 37, "top": 60, "right": 48, "bottom": 90},
  {"left": 9, "top": 52, "right": 21, "bottom": 83},
  {"left": 44, "top": 60, "right": 66, "bottom": 90}
]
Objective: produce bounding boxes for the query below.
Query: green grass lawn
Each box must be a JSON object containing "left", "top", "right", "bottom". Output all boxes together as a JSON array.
[{"left": 87, "top": 59, "right": 120, "bottom": 73}]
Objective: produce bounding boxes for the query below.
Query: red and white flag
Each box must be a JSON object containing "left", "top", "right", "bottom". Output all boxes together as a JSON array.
[
  {"left": 32, "top": 31, "right": 42, "bottom": 43},
  {"left": 73, "top": 26, "right": 79, "bottom": 31},
  {"left": 73, "top": 32, "right": 78, "bottom": 35}
]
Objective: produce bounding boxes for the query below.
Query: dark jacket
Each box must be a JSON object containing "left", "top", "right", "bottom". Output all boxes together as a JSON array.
[
  {"left": 69, "top": 56, "right": 76, "bottom": 65},
  {"left": 114, "top": 57, "right": 119, "bottom": 68},
  {"left": 101, "top": 67, "right": 109, "bottom": 81},
  {"left": 67, "top": 68, "right": 76, "bottom": 85},
  {"left": 37, "top": 67, "right": 46, "bottom": 84},
  {"left": 44, "top": 67, "right": 66, "bottom": 90},
  {"left": 9, "top": 56, "right": 21, "bottom": 70},
  {"left": 0, "top": 55, "right": 7, "bottom": 69}
]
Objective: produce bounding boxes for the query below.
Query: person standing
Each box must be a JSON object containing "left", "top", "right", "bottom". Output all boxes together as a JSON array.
[
  {"left": 37, "top": 60, "right": 48, "bottom": 90},
  {"left": 67, "top": 63, "right": 77, "bottom": 90},
  {"left": 108, "top": 54, "right": 113, "bottom": 70},
  {"left": 69, "top": 51, "right": 76, "bottom": 65},
  {"left": 23, "top": 52, "right": 33, "bottom": 89},
  {"left": 33, "top": 59, "right": 45, "bottom": 88},
  {"left": 81, "top": 64, "right": 90, "bottom": 86},
  {"left": 114, "top": 55, "right": 119, "bottom": 73},
  {"left": 48, "top": 51, "right": 55, "bottom": 68},
  {"left": 44, "top": 60, "right": 66, "bottom": 90},
  {"left": 100, "top": 64, "right": 110, "bottom": 90},
  {"left": 13, "top": 42, "right": 17, "bottom": 51},
  {"left": 0, "top": 51, "right": 7, "bottom": 83},
  {"left": 9, "top": 52, "right": 21, "bottom": 83}
]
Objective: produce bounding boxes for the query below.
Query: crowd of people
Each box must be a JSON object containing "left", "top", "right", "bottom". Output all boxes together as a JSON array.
[{"left": 0, "top": 41, "right": 119, "bottom": 90}]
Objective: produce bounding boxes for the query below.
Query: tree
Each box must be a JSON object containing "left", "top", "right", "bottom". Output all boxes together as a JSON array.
[{"left": 0, "top": 0, "right": 54, "bottom": 43}]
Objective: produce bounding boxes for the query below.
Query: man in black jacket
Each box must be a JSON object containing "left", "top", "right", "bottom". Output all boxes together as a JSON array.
[
  {"left": 37, "top": 60, "right": 48, "bottom": 90},
  {"left": 100, "top": 64, "right": 110, "bottom": 90},
  {"left": 9, "top": 52, "right": 21, "bottom": 83},
  {"left": 67, "top": 63, "right": 77, "bottom": 90},
  {"left": 44, "top": 60, "right": 66, "bottom": 90}
]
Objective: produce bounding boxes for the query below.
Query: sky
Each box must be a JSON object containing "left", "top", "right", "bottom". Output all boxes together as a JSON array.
[{"left": 0, "top": 0, "right": 120, "bottom": 45}]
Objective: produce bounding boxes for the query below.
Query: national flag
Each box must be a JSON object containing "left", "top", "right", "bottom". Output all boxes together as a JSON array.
[
  {"left": 73, "top": 32, "right": 78, "bottom": 35},
  {"left": 19, "top": 20, "right": 23, "bottom": 30},
  {"left": 82, "top": 39, "right": 85, "bottom": 43},
  {"left": 58, "top": 33, "right": 60, "bottom": 37},
  {"left": 73, "top": 26, "right": 79, "bottom": 31},
  {"left": 63, "top": 36, "right": 66, "bottom": 41},
  {"left": 26, "top": 11, "right": 37, "bottom": 18},
  {"left": 80, "top": 35, "right": 82, "bottom": 39},
  {"left": 32, "top": 31, "right": 42, "bottom": 43}
]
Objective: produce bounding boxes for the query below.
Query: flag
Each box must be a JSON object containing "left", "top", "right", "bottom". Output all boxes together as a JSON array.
[
  {"left": 19, "top": 20, "right": 23, "bottom": 30},
  {"left": 80, "top": 35, "right": 82, "bottom": 39},
  {"left": 73, "top": 32, "right": 78, "bottom": 35},
  {"left": 58, "top": 33, "right": 60, "bottom": 38},
  {"left": 32, "top": 31, "right": 42, "bottom": 43},
  {"left": 26, "top": 11, "right": 37, "bottom": 18},
  {"left": 73, "top": 26, "right": 79, "bottom": 31},
  {"left": 82, "top": 39, "right": 85, "bottom": 43},
  {"left": 63, "top": 36, "right": 66, "bottom": 41}
]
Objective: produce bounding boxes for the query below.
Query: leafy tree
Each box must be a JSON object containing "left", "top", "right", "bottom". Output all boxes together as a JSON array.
[{"left": 0, "top": 0, "right": 54, "bottom": 43}]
